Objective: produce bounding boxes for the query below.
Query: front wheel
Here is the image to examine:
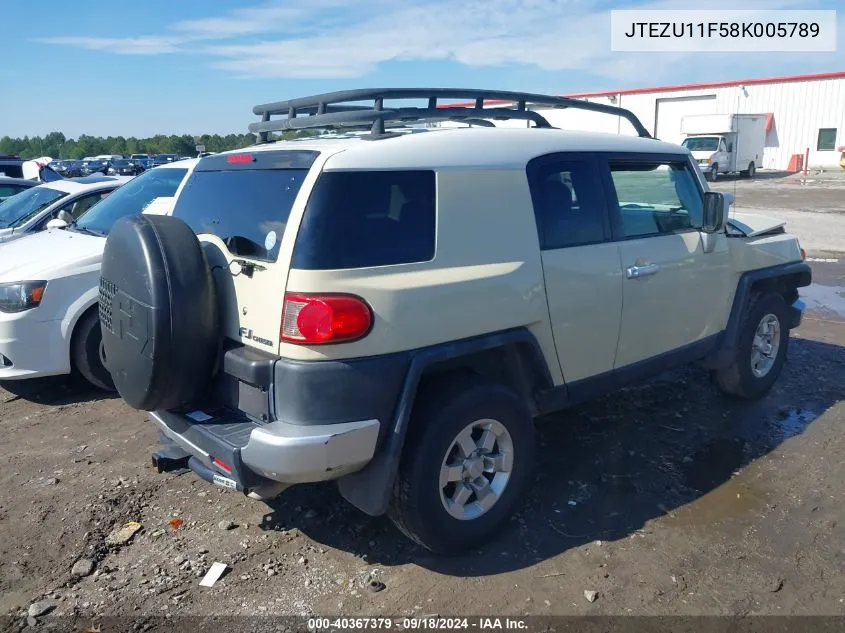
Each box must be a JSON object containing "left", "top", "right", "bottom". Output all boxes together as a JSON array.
[
  {"left": 388, "top": 376, "right": 535, "bottom": 554},
  {"left": 714, "top": 293, "right": 789, "bottom": 400},
  {"left": 72, "top": 311, "right": 115, "bottom": 391}
]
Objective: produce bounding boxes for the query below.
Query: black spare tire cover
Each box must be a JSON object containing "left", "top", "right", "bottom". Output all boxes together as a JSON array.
[{"left": 99, "top": 214, "right": 219, "bottom": 411}]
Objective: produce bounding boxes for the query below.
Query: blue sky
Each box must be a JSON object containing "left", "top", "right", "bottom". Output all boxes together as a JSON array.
[{"left": 2, "top": 0, "right": 841, "bottom": 138}]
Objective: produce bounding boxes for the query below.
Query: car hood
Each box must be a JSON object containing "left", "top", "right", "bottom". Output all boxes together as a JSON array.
[
  {"left": 0, "top": 228, "right": 105, "bottom": 282},
  {"left": 727, "top": 212, "right": 787, "bottom": 237},
  {"left": 690, "top": 150, "right": 717, "bottom": 160}
]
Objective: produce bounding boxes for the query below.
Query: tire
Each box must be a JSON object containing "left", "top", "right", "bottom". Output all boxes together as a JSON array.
[
  {"left": 706, "top": 164, "right": 718, "bottom": 182},
  {"left": 72, "top": 310, "right": 115, "bottom": 391},
  {"left": 387, "top": 376, "right": 536, "bottom": 555},
  {"left": 99, "top": 214, "right": 219, "bottom": 411},
  {"left": 714, "top": 292, "right": 790, "bottom": 400},
  {"left": 741, "top": 162, "right": 756, "bottom": 178}
]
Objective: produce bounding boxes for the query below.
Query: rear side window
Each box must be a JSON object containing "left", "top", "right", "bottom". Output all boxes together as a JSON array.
[
  {"left": 173, "top": 168, "right": 309, "bottom": 262},
  {"left": 292, "top": 170, "right": 436, "bottom": 270}
]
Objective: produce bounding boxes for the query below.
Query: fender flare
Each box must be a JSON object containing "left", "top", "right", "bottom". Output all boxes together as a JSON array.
[
  {"left": 703, "top": 261, "right": 811, "bottom": 368},
  {"left": 336, "top": 327, "right": 554, "bottom": 516}
]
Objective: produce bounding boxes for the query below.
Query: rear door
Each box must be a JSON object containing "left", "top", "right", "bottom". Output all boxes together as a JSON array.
[
  {"left": 527, "top": 153, "right": 623, "bottom": 383},
  {"left": 169, "top": 150, "right": 326, "bottom": 353}
]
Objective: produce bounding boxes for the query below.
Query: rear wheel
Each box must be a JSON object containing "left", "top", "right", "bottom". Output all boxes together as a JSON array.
[
  {"left": 714, "top": 292, "right": 789, "bottom": 400},
  {"left": 741, "top": 161, "right": 756, "bottom": 178},
  {"left": 387, "top": 376, "right": 535, "bottom": 554},
  {"left": 72, "top": 310, "right": 114, "bottom": 391}
]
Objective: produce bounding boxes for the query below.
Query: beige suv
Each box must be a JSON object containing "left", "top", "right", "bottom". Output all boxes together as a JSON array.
[{"left": 99, "top": 89, "right": 811, "bottom": 554}]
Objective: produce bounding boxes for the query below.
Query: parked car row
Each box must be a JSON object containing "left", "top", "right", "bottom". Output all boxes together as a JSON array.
[{"left": 0, "top": 159, "right": 196, "bottom": 388}]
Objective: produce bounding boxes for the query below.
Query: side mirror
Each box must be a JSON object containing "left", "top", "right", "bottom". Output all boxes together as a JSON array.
[
  {"left": 46, "top": 218, "right": 69, "bottom": 229},
  {"left": 727, "top": 143, "right": 734, "bottom": 152},
  {"left": 702, "top": 191, "right": 726, "bottom": 233}
]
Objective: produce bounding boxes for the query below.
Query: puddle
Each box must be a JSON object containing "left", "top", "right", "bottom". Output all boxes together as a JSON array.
[
  {"left": 667, "top": 476, "right": 768, "bottom": 528},
  {"left": 801, "top": 284, "right": 845, "bottom": 319},
  {"left": 770, "top": 407, "right": 818, "bottom": 441}
]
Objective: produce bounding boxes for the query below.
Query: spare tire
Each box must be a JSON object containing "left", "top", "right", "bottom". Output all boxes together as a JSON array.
[{"left": 99, "top": 214, "right": 219, "bottom": 411}]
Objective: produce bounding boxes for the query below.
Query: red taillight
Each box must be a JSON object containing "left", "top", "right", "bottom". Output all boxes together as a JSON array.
[
  {"left": 281, "top": 293, "right": 373, "bottom": 344},
  {"left": 226, "top": 153, "right": 255, "bottom": 164}
]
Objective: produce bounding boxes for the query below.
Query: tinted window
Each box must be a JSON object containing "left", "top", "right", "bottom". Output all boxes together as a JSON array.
[
  {"left": 609, "top": 161, "right": 703, "bottom": 239},
  {"left": 817, "top": 128, "right": 837, "bottom": 151},
  {"left": 0, "top": 186, "right": 67, "bottom": 228},
  {"left": 173, "top": 168, "right": 309, "bottom": 262},
  {"left": 292, "top": 171, "right": 436, "bottom": 270},
  {"left": 75, "top": 167, "right": 187, "bottom": 235},
  {"left": 530, "top": 160, "right": 606, "bottom": 249},
  {"left": 0, "top": 163, "right": 24, "bottom": 178}
]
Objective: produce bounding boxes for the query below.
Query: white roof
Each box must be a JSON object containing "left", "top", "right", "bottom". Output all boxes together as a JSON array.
[
  {"left": 41, "top": 176, "right": 134, "bottom": 194},
  {"left": 155, "top": 157, "right": 200, "bottom": 169},
  {"left": 231, "top": 127, "right": 689, "bottom": 170}
]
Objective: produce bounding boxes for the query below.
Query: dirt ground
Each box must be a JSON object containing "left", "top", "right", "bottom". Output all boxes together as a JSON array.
[{"left": 1, "top": 174, "right": 844, "bottom": 631}]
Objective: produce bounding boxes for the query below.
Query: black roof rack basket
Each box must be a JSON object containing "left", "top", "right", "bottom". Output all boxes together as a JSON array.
[{"left": 249, "top": 88, "right": 652, "bottom": 142}]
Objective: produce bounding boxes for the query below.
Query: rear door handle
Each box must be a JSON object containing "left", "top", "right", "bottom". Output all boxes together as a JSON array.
[{"left": 626, "top": 263, "right": 660, "bottom": 279}]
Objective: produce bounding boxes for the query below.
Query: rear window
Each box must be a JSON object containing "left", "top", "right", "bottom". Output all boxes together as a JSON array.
[
  {"left": 172, "top": 168, "right": 309, "bottom": 262},
  {"left": 292, "top": 170, "right": 436, "bottom": 270}
]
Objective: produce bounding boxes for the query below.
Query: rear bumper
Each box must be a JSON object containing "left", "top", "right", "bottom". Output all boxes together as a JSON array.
[{"left": 149, "top": 409, "right": 380, "bottom": 491}]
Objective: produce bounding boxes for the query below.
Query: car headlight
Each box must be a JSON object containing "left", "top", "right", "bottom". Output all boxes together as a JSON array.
[
  {"left": 700, "top": 158, "right": 712, "bottom": 164},
  {"left": 0, "top": 281, "right": 48, "bottom": 313}
]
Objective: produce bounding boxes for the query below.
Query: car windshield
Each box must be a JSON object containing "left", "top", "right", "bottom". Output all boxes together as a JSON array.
[
  {"left": 74, "top": 167, "right": 188, "bottom": 236},
  {"left": 682, "top": 137, "right": 720, "bottom": 152},
  {"left": 112, "top": 160, "right": 131, "bottom": 167},
  {"left": 173, "top": 168, "right": 309, "bottom": 262},
  {"left": 0, "top": 186, "right": 68, "bottom": 228}
]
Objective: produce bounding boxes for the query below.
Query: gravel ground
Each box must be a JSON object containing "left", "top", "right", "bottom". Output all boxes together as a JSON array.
[{"left": 1, "top": 175, "right": 844, "bottom": 632}]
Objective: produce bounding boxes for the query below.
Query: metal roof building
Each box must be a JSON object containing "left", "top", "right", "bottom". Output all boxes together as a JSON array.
[{"left": 449, "top": 71, "right": 845, "bottom": 170}]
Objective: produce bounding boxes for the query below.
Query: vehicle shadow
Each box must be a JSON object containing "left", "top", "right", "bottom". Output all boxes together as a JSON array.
[
  {"left": 0, "top": 374, "right": 118, "bottom": 406},
  {"left": 257, "top": 335, "right": 843, "bottom": 576}
]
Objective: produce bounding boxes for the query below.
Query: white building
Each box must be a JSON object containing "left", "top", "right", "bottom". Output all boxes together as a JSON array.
[{"left": 446, "top": 71, "right": 845, "bottom": 170}]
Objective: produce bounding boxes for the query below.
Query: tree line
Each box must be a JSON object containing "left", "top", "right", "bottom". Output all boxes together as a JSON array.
[{"left": 0, "top": 130, "right": 316, "bottom": 160}]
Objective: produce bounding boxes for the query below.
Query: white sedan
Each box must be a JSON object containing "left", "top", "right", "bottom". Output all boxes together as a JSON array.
[
  {"left": 0, "top": 160, "right": 198, "bottom": 389},
  {"left": 0, "top": 176, "right": 132, "bottom": 244}
]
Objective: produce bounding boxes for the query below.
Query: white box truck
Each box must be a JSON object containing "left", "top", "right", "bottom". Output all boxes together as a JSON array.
[{"left": 680, "top": 113, "right": 767, "bottom": 181}]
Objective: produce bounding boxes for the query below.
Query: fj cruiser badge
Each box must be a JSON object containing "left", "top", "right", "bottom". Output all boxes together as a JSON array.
[{"left": 238, "top": 327, "right": 273, "bottom": 347}]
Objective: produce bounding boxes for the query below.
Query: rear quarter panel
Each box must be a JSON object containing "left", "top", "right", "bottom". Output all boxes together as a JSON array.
[{"left": 279, "top": 168, "right": 564, "bottom": 385}]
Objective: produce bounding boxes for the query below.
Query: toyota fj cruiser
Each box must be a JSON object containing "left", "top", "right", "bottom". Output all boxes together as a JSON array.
[{"left": 99, "top": 89, "right": 811, "bottom": 554}]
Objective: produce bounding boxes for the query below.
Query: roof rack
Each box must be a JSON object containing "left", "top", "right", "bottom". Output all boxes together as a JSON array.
[{"left": 249, "top": 88, "right": 652, "bottom": 142}]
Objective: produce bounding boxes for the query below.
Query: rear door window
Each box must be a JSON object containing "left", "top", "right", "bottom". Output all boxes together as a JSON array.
[{"left": 292, "top": 170, "right": 436, "bottom": 270}]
